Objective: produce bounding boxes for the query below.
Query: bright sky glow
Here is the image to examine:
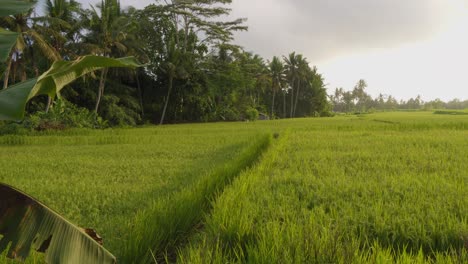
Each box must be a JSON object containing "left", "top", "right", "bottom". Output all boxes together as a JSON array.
[{"left": 319, "top": 1, "right": 468, "bottom": 101}]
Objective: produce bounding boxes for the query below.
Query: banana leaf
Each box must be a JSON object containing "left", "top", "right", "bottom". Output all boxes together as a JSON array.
[
  {"left": 0, "top": 183, "right": 116, "bottom": 263},
  {"left": 0, "top": 28, "right": 19, "bottom": 62},
  {"left": 0, "top": 78, "right": 37, "bottom": 120},
  {"left": 0, "top": 0, "right": 34, "bottom": 17},
  {"left": 0, "top": 0, "right": 34, "bottom": 62},
  {"left": 0, "top": 56, "right": 142, "bottom": 121}
]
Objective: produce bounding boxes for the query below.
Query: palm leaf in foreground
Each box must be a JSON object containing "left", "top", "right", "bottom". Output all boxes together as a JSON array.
[
  {"left": 0, "top": 28, "right": 19, "bottom": 62},
  {"left": 0, "top": 0, "right": 34, "bottom": 62},
  {"left": 0, "top": 183, "right": 116, "bottom": 263},
  {"left": 0, "top": 0, "right": 34, "bottom": 17},
  {"left": 0, "top": 55, "right": 142, "bottom": 121}
]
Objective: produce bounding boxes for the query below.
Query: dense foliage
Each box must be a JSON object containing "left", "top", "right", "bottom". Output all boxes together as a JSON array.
[
  {"left": 0, "top": 0, "right": 331, "bottom": 127},
  {"left": 0, "top": 0, "right": 465, "bottom": 128}
]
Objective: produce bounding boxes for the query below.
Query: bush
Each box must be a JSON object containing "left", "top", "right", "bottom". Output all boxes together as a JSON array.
[
  {"left": 434, "top": 110, "right": 468, "bottom": 116},
  {"left": 215, "top": 107, "right": 240, "bottom": 122},
  {"left": 245, "top": 107, "right": 259, "bottom": 121},
  {"left": 0, "top": 122, "right": 29, "bottom": 135},
  {"left": 28, "top": 99, "right": 104, "bottom": 130},
  {"left": 320, "top": 111, "right": 335, "bottom": 117},
  {"left": 100, "top": 95, "right": 141, "bottom": 126}
]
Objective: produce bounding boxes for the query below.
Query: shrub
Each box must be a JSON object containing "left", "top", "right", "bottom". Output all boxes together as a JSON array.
[
  {"left": 245, "top": 107, "right": 259, "bottom": 121},
  {"left": 0, "top": 99, "right": 107, "bottom": 134},
  {"left": 434, "top": 110, "right": 468, "bottom": 116},
  {"left": 0, "top": 122, "right": 29, "bottom": 135},
  {"left": 100, "top": 95, "right": 141, "bottom": 126}
]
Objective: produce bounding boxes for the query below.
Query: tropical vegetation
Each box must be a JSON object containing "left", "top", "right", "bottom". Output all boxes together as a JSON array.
[
  {"left": 1, "top": 0, "right": 465, "bottom": 130},
  {"left": 0, "top": 0, "right": 331, "bottom": 130},
  {"left": 330, "top": 80, "right": 468, "bottom": 113},
  {"left": 1, "top": 1, "right": 468, "bottom": 264}
]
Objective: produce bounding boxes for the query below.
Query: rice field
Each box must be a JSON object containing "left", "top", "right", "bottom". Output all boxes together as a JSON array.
[
  {"left": 1, "top": 112, "right": 468, "bottom": 263},
  {"left": 0, "top": 125, "right": 270, "bottom": 262},
  {"left": 179, "top": 112, "right": 468, "bottom": 263}
]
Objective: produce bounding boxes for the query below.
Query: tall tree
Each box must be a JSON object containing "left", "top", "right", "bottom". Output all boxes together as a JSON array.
[
  {"left": 159, "top": 38, "right": 181, "bottom": 125},
  {"left": 36, "top": 0, "right": 83, "bottom": 111},
  {"left": 81, "top": 0, "right": 131, "bottom": 113},
  {"left": 293, "top": 55, "right": 309, "bottom": 117},
  {"left": 137, "top": 1, "right": 247, "bottom": 124},
  {"left": 156, "top": 0, "right": 247, "bottom": 49},
  {"left": 284, "top": 52, "right": 299, "bottom": 118},
  {"left": 0, "top": 8, "right": 60, "bottom": 89},
  {"left": 352, "top": 79, "right": 370, "bottom": 112},
  {"left": 39, "top": 0, "right": 81, "bottom": 57},
  {"left": 268, "top": 56, "right": 284, "bottom": 118}
]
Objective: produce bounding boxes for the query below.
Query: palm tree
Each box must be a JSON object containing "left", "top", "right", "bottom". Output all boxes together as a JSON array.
[
  {"left": 34, "top": 0, "right": 82, "bottom": 111},
  {"left": 40, "top": 0, "right": 81, "bottom": 55},
  {"left": 283, "top": 52, "right": 299, "bottom": 118},
  {"left": 159, "top": 38, "right": 181, "bottom": 125},
  {"left": 268, "top": 56, "right": 284, "bottom": 118},
  {"left": 249, "top": 54, "right": 268, "bottom": 107},
  {"left": 0, "top": 9, "right": 60, "bottom": 89},
  {"left": 81, "top": 0, "right": 133, "bottom": 113},
  {"left": 293, "top": 55, "right": 310, "bottom": 117}
]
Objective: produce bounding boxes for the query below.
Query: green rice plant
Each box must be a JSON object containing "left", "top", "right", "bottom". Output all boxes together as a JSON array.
[
  {"left": 1, "top": 112, "right": 467, "bottom": 263},
  {"left": 0, "top": 125, "right": 266, "bottom": 263},
  {"left": 121, "top": 133, "right": 271, "bottom": 263},
  {"left": 178, "top": 112, "right": 468, "bottom": 263}
]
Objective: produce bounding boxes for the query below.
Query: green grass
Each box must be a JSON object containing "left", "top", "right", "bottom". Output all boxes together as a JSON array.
[
  {"left": 1, "top": 112, "right": 468, "bottom": 263},
  {"left": 177, "top": 112, "right": 468, "bottom": 263},
  {"left": 0, "top": 125, "right": 271, "bottom": 262},
  {"left": 121, "top": 133, "right": 271, "bottom": 263}
]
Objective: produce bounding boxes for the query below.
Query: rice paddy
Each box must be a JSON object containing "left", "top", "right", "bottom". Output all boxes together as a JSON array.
[{"left": 1, "top": 112, "right": 467, "bottom": 263}]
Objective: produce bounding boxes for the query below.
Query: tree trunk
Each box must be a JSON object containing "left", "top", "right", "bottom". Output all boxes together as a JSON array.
[
  {"left": 173, "top": 14, "right": 180, "bottom": 46},
  {"left": 271, "top": 86, "right": 276, "bottom": 119},
  {"left": 3, "top": 57, "right": 12, "bottom": 89},
  {"left": 183, "top": 15, "right": 189, "bottom": 53},
  {"left": 283, "top": 91, "right": 286, "bottom": 118},
  {"left": 293, "top": 80, "right": 301, "bottom": 117},
  {"left": 159, "top": 75, "right": 173, "bottom": 125},
  {"left": 95, "top": 68, "right": 108, "bottom": 113},
  {"left": 12, "top": 62, "right": 17, "bottom": 84},
  {"left": 45, "top": 97, "right": 52, "bottom": 113},
  {"left": 20, "top": 64, "right": 27, "bottom": 82},
  {"left": 135, "top": 70, "right": 145, "bottom": 118},
  {"left": 290, "top": 78, "right": 295, "bottom": 118}
]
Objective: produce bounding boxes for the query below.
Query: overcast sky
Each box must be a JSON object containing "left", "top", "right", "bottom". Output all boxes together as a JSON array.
[{"left": 71, "top": 0, "right": 468, "bottom": 101}]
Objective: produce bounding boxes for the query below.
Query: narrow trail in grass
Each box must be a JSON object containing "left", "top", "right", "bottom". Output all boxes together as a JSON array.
[
  {"left": 120, "top": 133, "right": 273, "bottom": 264},
  {"left": 176, "top": 131, "right": 291, "bottom": 264}
]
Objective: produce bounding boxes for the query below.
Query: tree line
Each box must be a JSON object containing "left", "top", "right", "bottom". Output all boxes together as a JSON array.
[
  {"left": 331, "top": 80, "right": 468, "bottom": 113},
  {"left": 1, "top": 0, "right": 465, "bottom": 129},
  {"left": 0, "top": 0, "right": 330, "bottom": 127}
]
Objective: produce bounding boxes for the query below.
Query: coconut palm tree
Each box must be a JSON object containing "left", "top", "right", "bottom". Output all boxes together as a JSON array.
[
  {"left": 268, "top": 56, "right": 284, "bottom": 118},
  {"left": 39, "top": 0, "right": 81, "bottom": 55},
  {"left": 33, "top": 0, "right": 83, "bottom": 111},
  {"left": 293, "top": 55, "right": 310, "bottom": 117},
  {"left": 159, "top": 38, "right": 181, "bottom": 125},
  {"left": 81, "top": 0, "right": 134, "bottom": 113},
  {"left": 283, "top": 52, "right": 299, "bottom": 118},
  {"left": 0, "top": 9, "right": 60, "bottom": 89}
]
